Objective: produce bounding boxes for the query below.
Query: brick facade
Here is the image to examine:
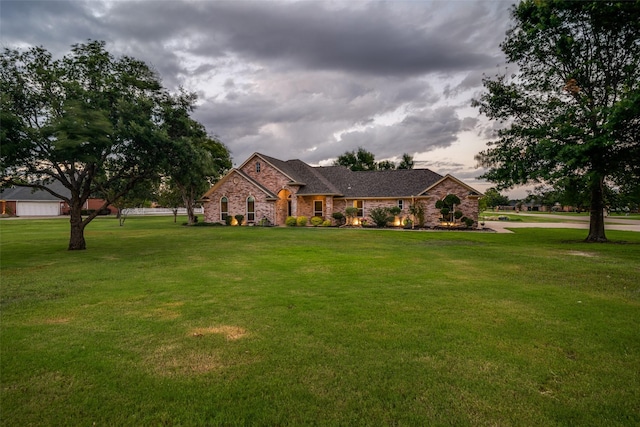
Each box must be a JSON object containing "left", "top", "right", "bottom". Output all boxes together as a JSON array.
[{"left": 202, "top": 153, "right": 481, "bottom": 227}]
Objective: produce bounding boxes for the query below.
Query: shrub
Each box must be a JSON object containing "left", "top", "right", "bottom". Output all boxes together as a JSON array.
[
  {"left": 389, "top": 206, "right": 402, "bottom": 216},
  {"left": 345, "top": 207, "right": 359, "bottom": 225},
  {"left": 296, "top": 216, "right": 308, "bottom": 227},
  {"left": 369, "top": 207, "right": 393, "bottom": 227},
  {"left": 321, "top": 220, "right": 332, "bottom": 227},
  {"left": 454, "top": 210, "right": 464, "bottom": 220},
  {"left": 258, "top": 218, "right": 271, "bottom": 227},
  {"left": 285, "top": 216, "right": 297, "bottom": 227},
  {"left": 310, "top": 216, "right": 323, "bottom": 227},
  {"left": 332, "top": 212, "right": 345, "bottom": 225},
  {"left": 234, "top": 214, "right": 244, "bottom": 225},
  {"left": 464, "top": 217, "right": 475, "bottom": 227},
  {"left": 436, "top": 195, "right": 461, "bottom": 223},
  {"left": 409, "top": 202, "right": 425, "bottom": 228},
  {"left": 225, "top": 215, "right": 233, "bottom": 226}
]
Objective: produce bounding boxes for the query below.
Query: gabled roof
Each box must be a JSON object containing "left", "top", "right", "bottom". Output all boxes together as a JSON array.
[
  {"left": 0, "top": 181, "right": 71, "bottom": 201},
  {"left": 227, "top": 153, "right": 482, "bottom": 199},
  {"left": 249, "top": 153, "right": 342, "bottom": 195},
  {"left": 424, "top": 175, "right": 483, "bottom": 197},
  {"left": 201, "top": 168, "right": 278, "bottom": 200}
]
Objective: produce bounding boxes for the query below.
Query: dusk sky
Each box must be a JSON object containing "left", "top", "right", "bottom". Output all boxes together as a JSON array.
[{"left": 0, "top": 0, "right": 522, "bottom": 195}]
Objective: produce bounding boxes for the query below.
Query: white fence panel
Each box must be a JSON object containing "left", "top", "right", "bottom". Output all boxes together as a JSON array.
[{"left": 121, "top": 207, "right": 204, "bottom": 216}]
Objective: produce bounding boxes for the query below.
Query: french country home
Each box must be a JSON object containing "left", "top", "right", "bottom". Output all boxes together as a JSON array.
[{"left": 201, "top": 153, "right": 483, "bottom": 227}]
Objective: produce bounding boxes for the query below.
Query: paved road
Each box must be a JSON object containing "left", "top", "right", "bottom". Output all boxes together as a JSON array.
[{"left": 485, "top": 213, "right": 640, "bottom": 234}]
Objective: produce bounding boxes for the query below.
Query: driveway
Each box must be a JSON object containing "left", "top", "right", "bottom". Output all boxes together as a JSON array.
[{"left": 485, "top": 214, "right": 640, "bottom": 234}]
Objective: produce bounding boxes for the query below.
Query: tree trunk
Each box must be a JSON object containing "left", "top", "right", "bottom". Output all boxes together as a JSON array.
[
  {"left": 181, "top": 187, "right": 196, "bottom": 225},
  {"left": 585, "top": 175, "right": 607, "bottom": 243},
  {"left": 186, "top": 203, "right": 195, "bottom": 225},
  {"left": 68, "top": 203, "right": 87, "bottom": 250}
]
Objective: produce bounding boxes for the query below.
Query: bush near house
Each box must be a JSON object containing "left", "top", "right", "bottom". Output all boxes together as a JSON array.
[
  {"left": 369, "top": 207, "right": 394, "bottom": 228},
  {"left": 409, "top": 202, "right": 425, "bottom": 228},
  {"left": 285, "top": 216, "right": 297, "bottom": 227},
  {"left": 310, "top": 216, "right": 323, "bottom": 227},
  {"left": 332, "top": 212, "right": 345, "bottom": 226},
  {"left": 234, "top": 214, "right": 244, "bottom": 225},
  {"left": 296, "top": 216, "right": 308, "bottom": 227},
  {"left": 345, "top": 207, "right": 359, "bottom": 225}
]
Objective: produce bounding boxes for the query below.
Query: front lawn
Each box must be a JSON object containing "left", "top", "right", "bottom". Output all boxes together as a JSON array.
[{"left": 1, "top": 217, "right": 639, "bottom": 426}]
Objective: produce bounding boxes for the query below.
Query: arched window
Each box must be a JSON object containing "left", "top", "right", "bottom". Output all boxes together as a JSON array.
[
  {"left": 247, "top": 196, "right": 255, "bottom": 222},
  {"left": 220, "top": 197, "right": 228, "bottom": 221}
]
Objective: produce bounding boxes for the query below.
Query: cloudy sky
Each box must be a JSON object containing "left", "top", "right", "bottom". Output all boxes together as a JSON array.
[{"left": 0, "top": 0, "right": 520, "bottom": 195}]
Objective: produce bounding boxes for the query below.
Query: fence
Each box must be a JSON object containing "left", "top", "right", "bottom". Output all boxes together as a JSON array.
[{"left": 121, "top": 207, "right": 204, "bottom": 216}]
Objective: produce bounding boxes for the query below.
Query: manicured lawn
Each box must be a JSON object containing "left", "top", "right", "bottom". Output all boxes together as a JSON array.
[{"left": 1, "top": 217, "right": 639, "bottom": 426}]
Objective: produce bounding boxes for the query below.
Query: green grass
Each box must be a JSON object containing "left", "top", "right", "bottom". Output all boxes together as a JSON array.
[{"left": 1, "top": 217, "right": 639, "bottom": 426}]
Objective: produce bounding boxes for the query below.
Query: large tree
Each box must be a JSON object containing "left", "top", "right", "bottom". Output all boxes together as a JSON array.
[
  {"left": 1, "top": 41, "right": 175, "bottom": 249},
  {"left": 482, "top": 188, "right": 510, "bottom": 209},
  {"left": 473, "top": 1, "right": 640, "bottom": 242},
  {"left": 161, "top": 92, "right": 231, "bottom": 225},
  {"left": 397, "top": 153, "right": 414, "bottom": 170},
  {"left": 334, "top": 147, "right": 377, "bottom": 171}
]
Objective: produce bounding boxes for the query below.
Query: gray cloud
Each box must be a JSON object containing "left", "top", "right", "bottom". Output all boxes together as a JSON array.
[{"left": 1, "top": 0, "right": 513, "bottom": 179}]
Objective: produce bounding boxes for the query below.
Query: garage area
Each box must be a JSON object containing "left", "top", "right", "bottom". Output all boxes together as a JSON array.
[
  {"left": 16, "top": 201, "right": 61, "bottom": 216},
  {"left": 1, "top": 183, "right": 71, "bottom": 217}
]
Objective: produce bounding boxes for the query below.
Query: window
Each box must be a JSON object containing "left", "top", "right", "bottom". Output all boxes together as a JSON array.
[
  {"left": 354, "top": 200, "right": 364, "bottom": 217},
  {"left": 397, "top": 199, "right": 404, "bottom": 210},
  {"left": 255, "top": 162, "right": 261, "bottom": 172},
  {"left": 314, "top": 200, "right": 323, "bottom": 218},
  {"left": 247, "top": 196, "right": 255, "bottom": 222},
  {"left": 220, "top": 197, "right": 228, "bottom": 221}
]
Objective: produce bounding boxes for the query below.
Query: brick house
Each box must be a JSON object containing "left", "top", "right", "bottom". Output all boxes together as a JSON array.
[{"left": 201, "top": 153, "right": 483, "bottom": 227}]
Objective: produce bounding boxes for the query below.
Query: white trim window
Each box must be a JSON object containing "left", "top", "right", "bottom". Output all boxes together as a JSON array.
[
  {"left": 220, "top": 197, "right": 229, "bottom": 221},
  {"left": 397, "top": 199, "right": 404, "bottom": 210},
  {"left": 314, "top": 200, "right": 323, "bottom": 218},
  {"left": 354, "top": 200, "right": 364, "bottom": 217},
  {"left": 247, "top": 196, "right": 255, "bottom": 222}
]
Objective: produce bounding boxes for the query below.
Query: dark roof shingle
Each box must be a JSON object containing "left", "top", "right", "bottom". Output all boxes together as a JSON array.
[
  {"left": 0, "top": 181, "right": 71, "bottom": 201},
  {"left": 255, "top": 153, "right": 444, "bottom": 198}
]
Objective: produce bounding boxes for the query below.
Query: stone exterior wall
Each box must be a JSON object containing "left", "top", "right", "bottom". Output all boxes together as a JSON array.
[
  {"left": 203, "top": 171, "right": 276, "bottom": 224},
  {"left": 294, "top": 196, "right": 336, "bottom": 222},
  {"left": 203, "top": 156, "right": 481, "bottom": 227},
  {"left": 240, "top": 156, "right": 290, "bottom": 193},
  {"left": 425, "top": 178, "right": 480, "bottom": 226}
]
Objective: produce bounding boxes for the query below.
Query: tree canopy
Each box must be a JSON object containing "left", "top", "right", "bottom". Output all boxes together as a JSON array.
[
  {"left": 160, "top": 92, "right": 231, "bottom": 225},
  {"left": 0, "top": 41, "right": 229, "bottom": 249},
  {"left": 334, "top": 148, "right": 414, "bottom": 171},
  {"left": 482, "top": 188, "right": 510, "bottom": 208},
  {"left": 473, "top": 0, "right": 640, "bottom": 242},
  {"left": 334, "top": 147, "right": 377, "bottom": 171}
]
